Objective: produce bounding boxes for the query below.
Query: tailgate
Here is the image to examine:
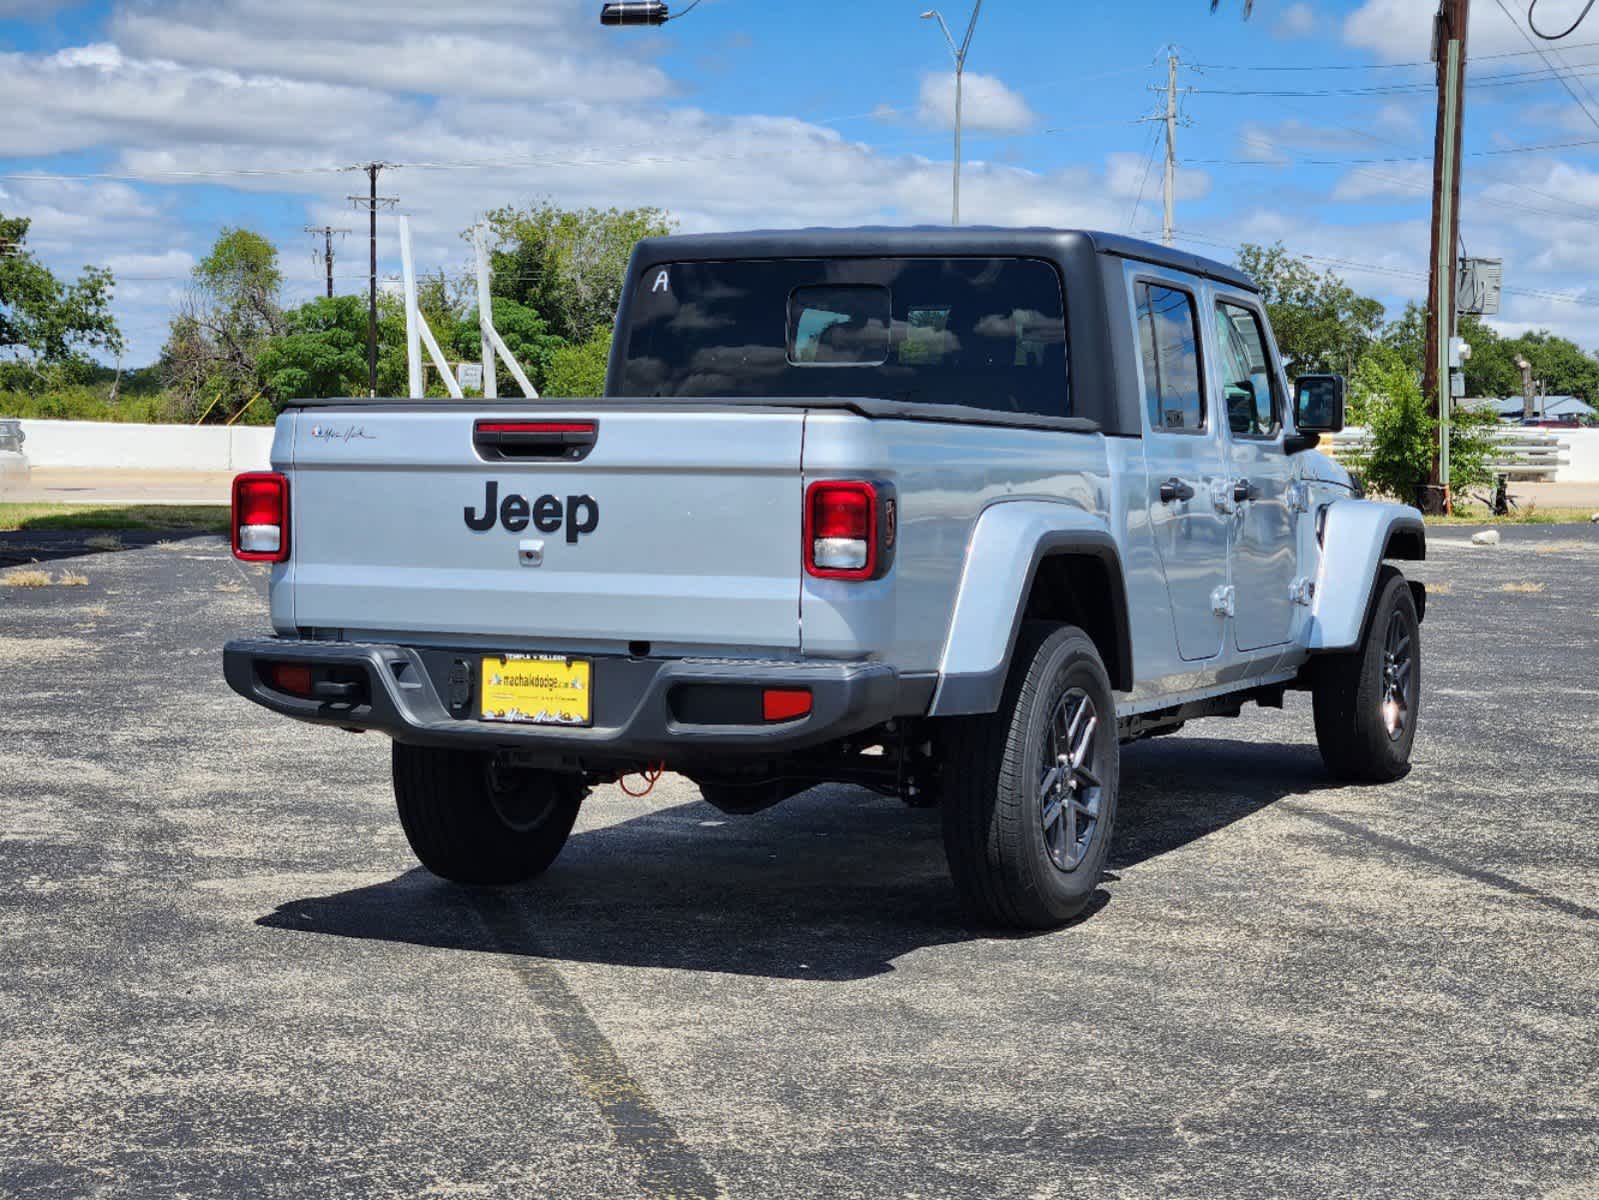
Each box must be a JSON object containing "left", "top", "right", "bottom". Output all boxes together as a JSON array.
[{"left": 286, "top": 406, "right": 805, "bottom": 651}]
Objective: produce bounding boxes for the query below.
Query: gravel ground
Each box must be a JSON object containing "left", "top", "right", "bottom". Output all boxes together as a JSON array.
[{"left": 1, "top": 526, "right": 1596, "bottom": 1199}]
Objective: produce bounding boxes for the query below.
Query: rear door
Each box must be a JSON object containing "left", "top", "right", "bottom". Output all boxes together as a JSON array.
[
  {"left": 288, "top": 406, "right": 805, "bottom": 652},
  {"left": 1129, "top": 269, "right": 1231, "bottom": 663},
  {"left": 1210, "top": 293, "right": 1296, "bottom": 651}
]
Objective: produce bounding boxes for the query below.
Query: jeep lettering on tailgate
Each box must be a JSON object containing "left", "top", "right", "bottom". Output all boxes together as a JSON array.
[{"left": 464, "top": 481, "right": 599, "bottom": 543}]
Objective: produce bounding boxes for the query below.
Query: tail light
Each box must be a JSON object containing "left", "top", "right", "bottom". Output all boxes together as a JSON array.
[
  {"left": 804, "top": 480, "right": 893, "bottom": 580},
  {"left": 233, "top": 472, "right": 289, "bottom": 562}
]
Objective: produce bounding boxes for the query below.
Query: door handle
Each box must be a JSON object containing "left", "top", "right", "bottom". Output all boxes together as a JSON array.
[
  {"left": 1158, "top": 477, "right": 1196, "bottom": 503},
  {"left": 1232, "top": 478, "right": 1259, "bottom": 504}
]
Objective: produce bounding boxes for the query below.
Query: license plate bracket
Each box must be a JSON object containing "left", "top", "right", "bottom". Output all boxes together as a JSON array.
[{"left": 480, "top": 654, "right": 592, "bottom": 726}]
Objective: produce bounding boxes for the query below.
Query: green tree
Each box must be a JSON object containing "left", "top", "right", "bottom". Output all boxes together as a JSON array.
[
  {"left": 1346, "top": 343, "right": 1497, "bottom": 499},
  {"left": 1236, "top": 242, "right": 1385, "bottom": 376},
  {"left": 482, "top": 201, "right": 674, "bottom": 344},
  {"left": 448, "top": 298, "right": 566, "bottom": 394},
  {"left": 544, "top": 327, "right": 613, "bottom": 397},
  {"left": 258, "top": 295, "right": 369, "bottom": 401},
  {"left": 1502, "top": 329, "right": 1599, "bottom": 403},
  {"left": 0, "top": 212, "right": 123, "bottom": 391},
  {"left": 161, "top": 227, "right": 284, "bottom": 418}
]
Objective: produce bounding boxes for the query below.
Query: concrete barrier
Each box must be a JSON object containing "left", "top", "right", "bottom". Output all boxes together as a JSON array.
[
  {"left": 1557, "top": 428, "right": 1599, "bottom": 483},
  {"left": 8, "top": 417, "right": 1599, "bottom": 483},
  {"left": 14, "top": 419, "right": 273, "bottom": 472}
]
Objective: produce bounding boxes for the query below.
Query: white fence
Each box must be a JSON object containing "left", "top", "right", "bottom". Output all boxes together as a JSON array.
[
  {"left": 7, "top": 418, "right": 1599, "bottom": 482},
  {"left": 14, "top": 419, "right": 274, "bottom": 472},
  {"left": 1327, "top": 427, "right": 1599, "bottom": 483}
]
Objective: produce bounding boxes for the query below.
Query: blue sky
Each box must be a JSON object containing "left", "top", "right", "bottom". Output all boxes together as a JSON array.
[{"left": 4, "top": 0, "right": 1599, "bottom": 364}]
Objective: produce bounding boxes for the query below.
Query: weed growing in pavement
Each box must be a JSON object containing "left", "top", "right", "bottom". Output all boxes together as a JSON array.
[
  {"left": 2, "top": 568, "right": 90, "bottom": 587},
  {"left": 1502, "top": 581, "right": 1547, "bottom": 594},
  {"left": 1, "top": 569, "right": 52, "bottom": 587}
]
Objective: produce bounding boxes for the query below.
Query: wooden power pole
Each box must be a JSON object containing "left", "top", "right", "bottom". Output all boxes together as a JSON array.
[
  {"left": 305, "top": 225, "right": 349, "bottom": 299},
  {"left": 1420, "top": 0, "right": 1469, "bottom": 514},
  {"left": 348, "top": 163, "right": 396, "bottom": 397}
]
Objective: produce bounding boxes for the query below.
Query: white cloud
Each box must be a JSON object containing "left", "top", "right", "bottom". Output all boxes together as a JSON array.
[
  {"left": 109, "top": 5, "right": 673, "bottom": 105},
  {"left": 0, "top": 46, "right": 413, "bottom": 156},
  {"left": 1331, "top": 161, "right": 1431, "bottom": 201},
  {"left": 1344, "top": 0, "right": 1552, "bottom": 63},
  {"left": 916, "top": 71, "right": 1036, "bottom": 133},
  {"left": 1105, "top": 150, "right": 1209, "bottom": 202},
  {"left": 1274, "top": 2, "right": 1317, "bottom": 39}
]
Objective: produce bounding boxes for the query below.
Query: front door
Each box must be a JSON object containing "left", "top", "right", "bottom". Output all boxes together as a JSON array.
[
  {"left": 1132, "top": 274, "right": 1231, "bottom": 662},
  {"left": 1211, "top": 294, "right": 1296, "bottom": 651}
]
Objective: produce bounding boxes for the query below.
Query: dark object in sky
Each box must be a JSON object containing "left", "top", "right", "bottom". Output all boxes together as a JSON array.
[
  {"left": 1210, "top": 0, "right": 1254, "bottom": 15},
  {"left": 600, "top": 2, "right": 670, "bottom": 25}
]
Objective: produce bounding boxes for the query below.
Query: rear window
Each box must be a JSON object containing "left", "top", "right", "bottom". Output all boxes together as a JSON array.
[{"left": 619, "top": 258, "right": 1069, "bottom": 416}]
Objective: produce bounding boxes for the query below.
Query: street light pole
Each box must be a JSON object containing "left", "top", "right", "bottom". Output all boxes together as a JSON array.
[{"left": 921, "top": 2, "right": 984, "bottom": 226}]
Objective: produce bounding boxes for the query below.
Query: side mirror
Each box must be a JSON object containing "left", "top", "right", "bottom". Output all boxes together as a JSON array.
[{"left": 1294, "top": 373, "right": 1345, "bottom": 434}]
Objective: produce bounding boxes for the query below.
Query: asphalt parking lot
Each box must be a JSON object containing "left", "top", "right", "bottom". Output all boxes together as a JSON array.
[{"left": 2, "top": 525, "right": 1597, "bottom": 1199}]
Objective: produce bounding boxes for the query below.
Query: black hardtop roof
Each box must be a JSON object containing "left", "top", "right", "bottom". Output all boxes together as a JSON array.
[{"left": 628, "top": 226, "right": 1257, "bottom": 292}]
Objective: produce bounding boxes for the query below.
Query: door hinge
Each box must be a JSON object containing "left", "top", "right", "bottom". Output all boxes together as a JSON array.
[
  {"left": 1286, "top": 481, "right": 1311, "bottom": 513},
  {"left": 1211, "top": 584, "right": 1236, "bottom": 618},
  {"left": 1290, "top": 577, "right": 1316, "bottom": 606}
]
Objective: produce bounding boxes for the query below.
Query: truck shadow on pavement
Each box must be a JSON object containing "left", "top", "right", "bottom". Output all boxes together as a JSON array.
[{"left": 257, "top": 737, "right": 1337, "bottom": 981}]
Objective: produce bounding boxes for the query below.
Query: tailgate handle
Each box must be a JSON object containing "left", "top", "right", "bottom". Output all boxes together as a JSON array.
[{"left": 473, "top": 420, "right": 597, "bottom": 462}]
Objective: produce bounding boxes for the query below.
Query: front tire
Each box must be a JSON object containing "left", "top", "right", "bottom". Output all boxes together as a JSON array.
[
  {"left": 1312, "top": 565, "right": 1421, "bottom": 782},
  {"left": 940, "top": 623, "right": 1120, "bottom": 930},
  {"left": 392, "top": 743, "right": 585, "bottom": 885}
]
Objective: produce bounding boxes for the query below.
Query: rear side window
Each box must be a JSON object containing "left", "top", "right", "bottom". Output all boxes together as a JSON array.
[
  {"left": 1214, "top": 301, "right": 1281, "bottom": 439},
  {"left": 619, "top": 258, "right": 1069, "bottom": 417},
  {"left": 1135, "top": 283, "right": 1204, "bottom": 433}
]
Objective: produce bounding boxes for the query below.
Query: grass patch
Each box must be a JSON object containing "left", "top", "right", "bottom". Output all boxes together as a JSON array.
[
  {"left": 84, "top": 534, "right": 122, "bottom": 552},
  {"left": 1533, "top": 539, "right": 1594, "bottom": 555},
  {"left": 1424, "top": 504, "right": 1593, "bottom": 526},
  {"left": 2, "top": 568, "right": 92, "bottom": 587},
  {"left": 1, "top": 568, "right": 52, "bottom": 587},
  {"left": 0, "top": 503, "right": 229, "bottom": 533},
  {"left": 1501, "top": 581, "right": 1547, "bottom": 594}
]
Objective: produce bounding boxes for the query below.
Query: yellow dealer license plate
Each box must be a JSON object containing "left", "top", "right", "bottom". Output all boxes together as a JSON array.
[{"left": 480, "top": 654, "right": 591, "bottom": 727}]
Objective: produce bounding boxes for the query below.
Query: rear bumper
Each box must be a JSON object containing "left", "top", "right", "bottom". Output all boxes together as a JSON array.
[{"left": 223, "top": 637, "right": 929, "bottom": 763}]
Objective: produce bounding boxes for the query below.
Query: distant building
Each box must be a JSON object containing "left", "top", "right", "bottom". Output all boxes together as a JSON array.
[{"left": 1471, "top": 396, "right": 1596, "bottom": 423}]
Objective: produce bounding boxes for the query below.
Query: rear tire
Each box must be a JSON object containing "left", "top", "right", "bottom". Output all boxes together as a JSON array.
[
  {"left": 392, "top": 743, "right": 585, "bottom": 885},
  {"left": 1312, "top": 565, "right": 1420, "bottom": 782},
  {"left": 940, "top": 623, "right": 1120, "bottom": 930}
]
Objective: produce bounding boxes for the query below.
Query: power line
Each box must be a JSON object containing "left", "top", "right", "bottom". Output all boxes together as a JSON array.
[
  {"left": 1492, "top": 0, "right": 1599, "bottom": 130},
  {"left": 1148, "top": 227, "right": 1599, "bottom": 307},
  {"left": 1191, "top": 60, "right": 1599, "bottom": 97},
  {"left": 1529, "top": 0, "right": 1598, "bottom": 39},
  {"left": 1190, "top": 39, "right": 1599, "bottom": 69},
  {"left": 1126, "top": 123, "right": 1161, "bottom": 233}
]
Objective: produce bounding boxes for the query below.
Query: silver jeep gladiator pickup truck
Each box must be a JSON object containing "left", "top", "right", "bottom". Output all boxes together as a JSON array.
[{"left": 224, "top": 228, "right": 1425, "bottom": 930}]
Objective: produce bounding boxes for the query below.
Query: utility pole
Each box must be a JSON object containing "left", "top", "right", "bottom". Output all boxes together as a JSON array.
[
  {"left": 1420, "top": 0, "right": 1468, "bottom": 514},
  {"left": 1162, "top": 51, "right": 1179, "bottom": 247},
  {"left": 304, "top": 225, "right": 349, "bottom": 299},
  {"left": 348, "top": 163, "right": 397, "bottom": 397},
  {"left": 1140, "top": 50, "right": 1190, "bottom": 247}
]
